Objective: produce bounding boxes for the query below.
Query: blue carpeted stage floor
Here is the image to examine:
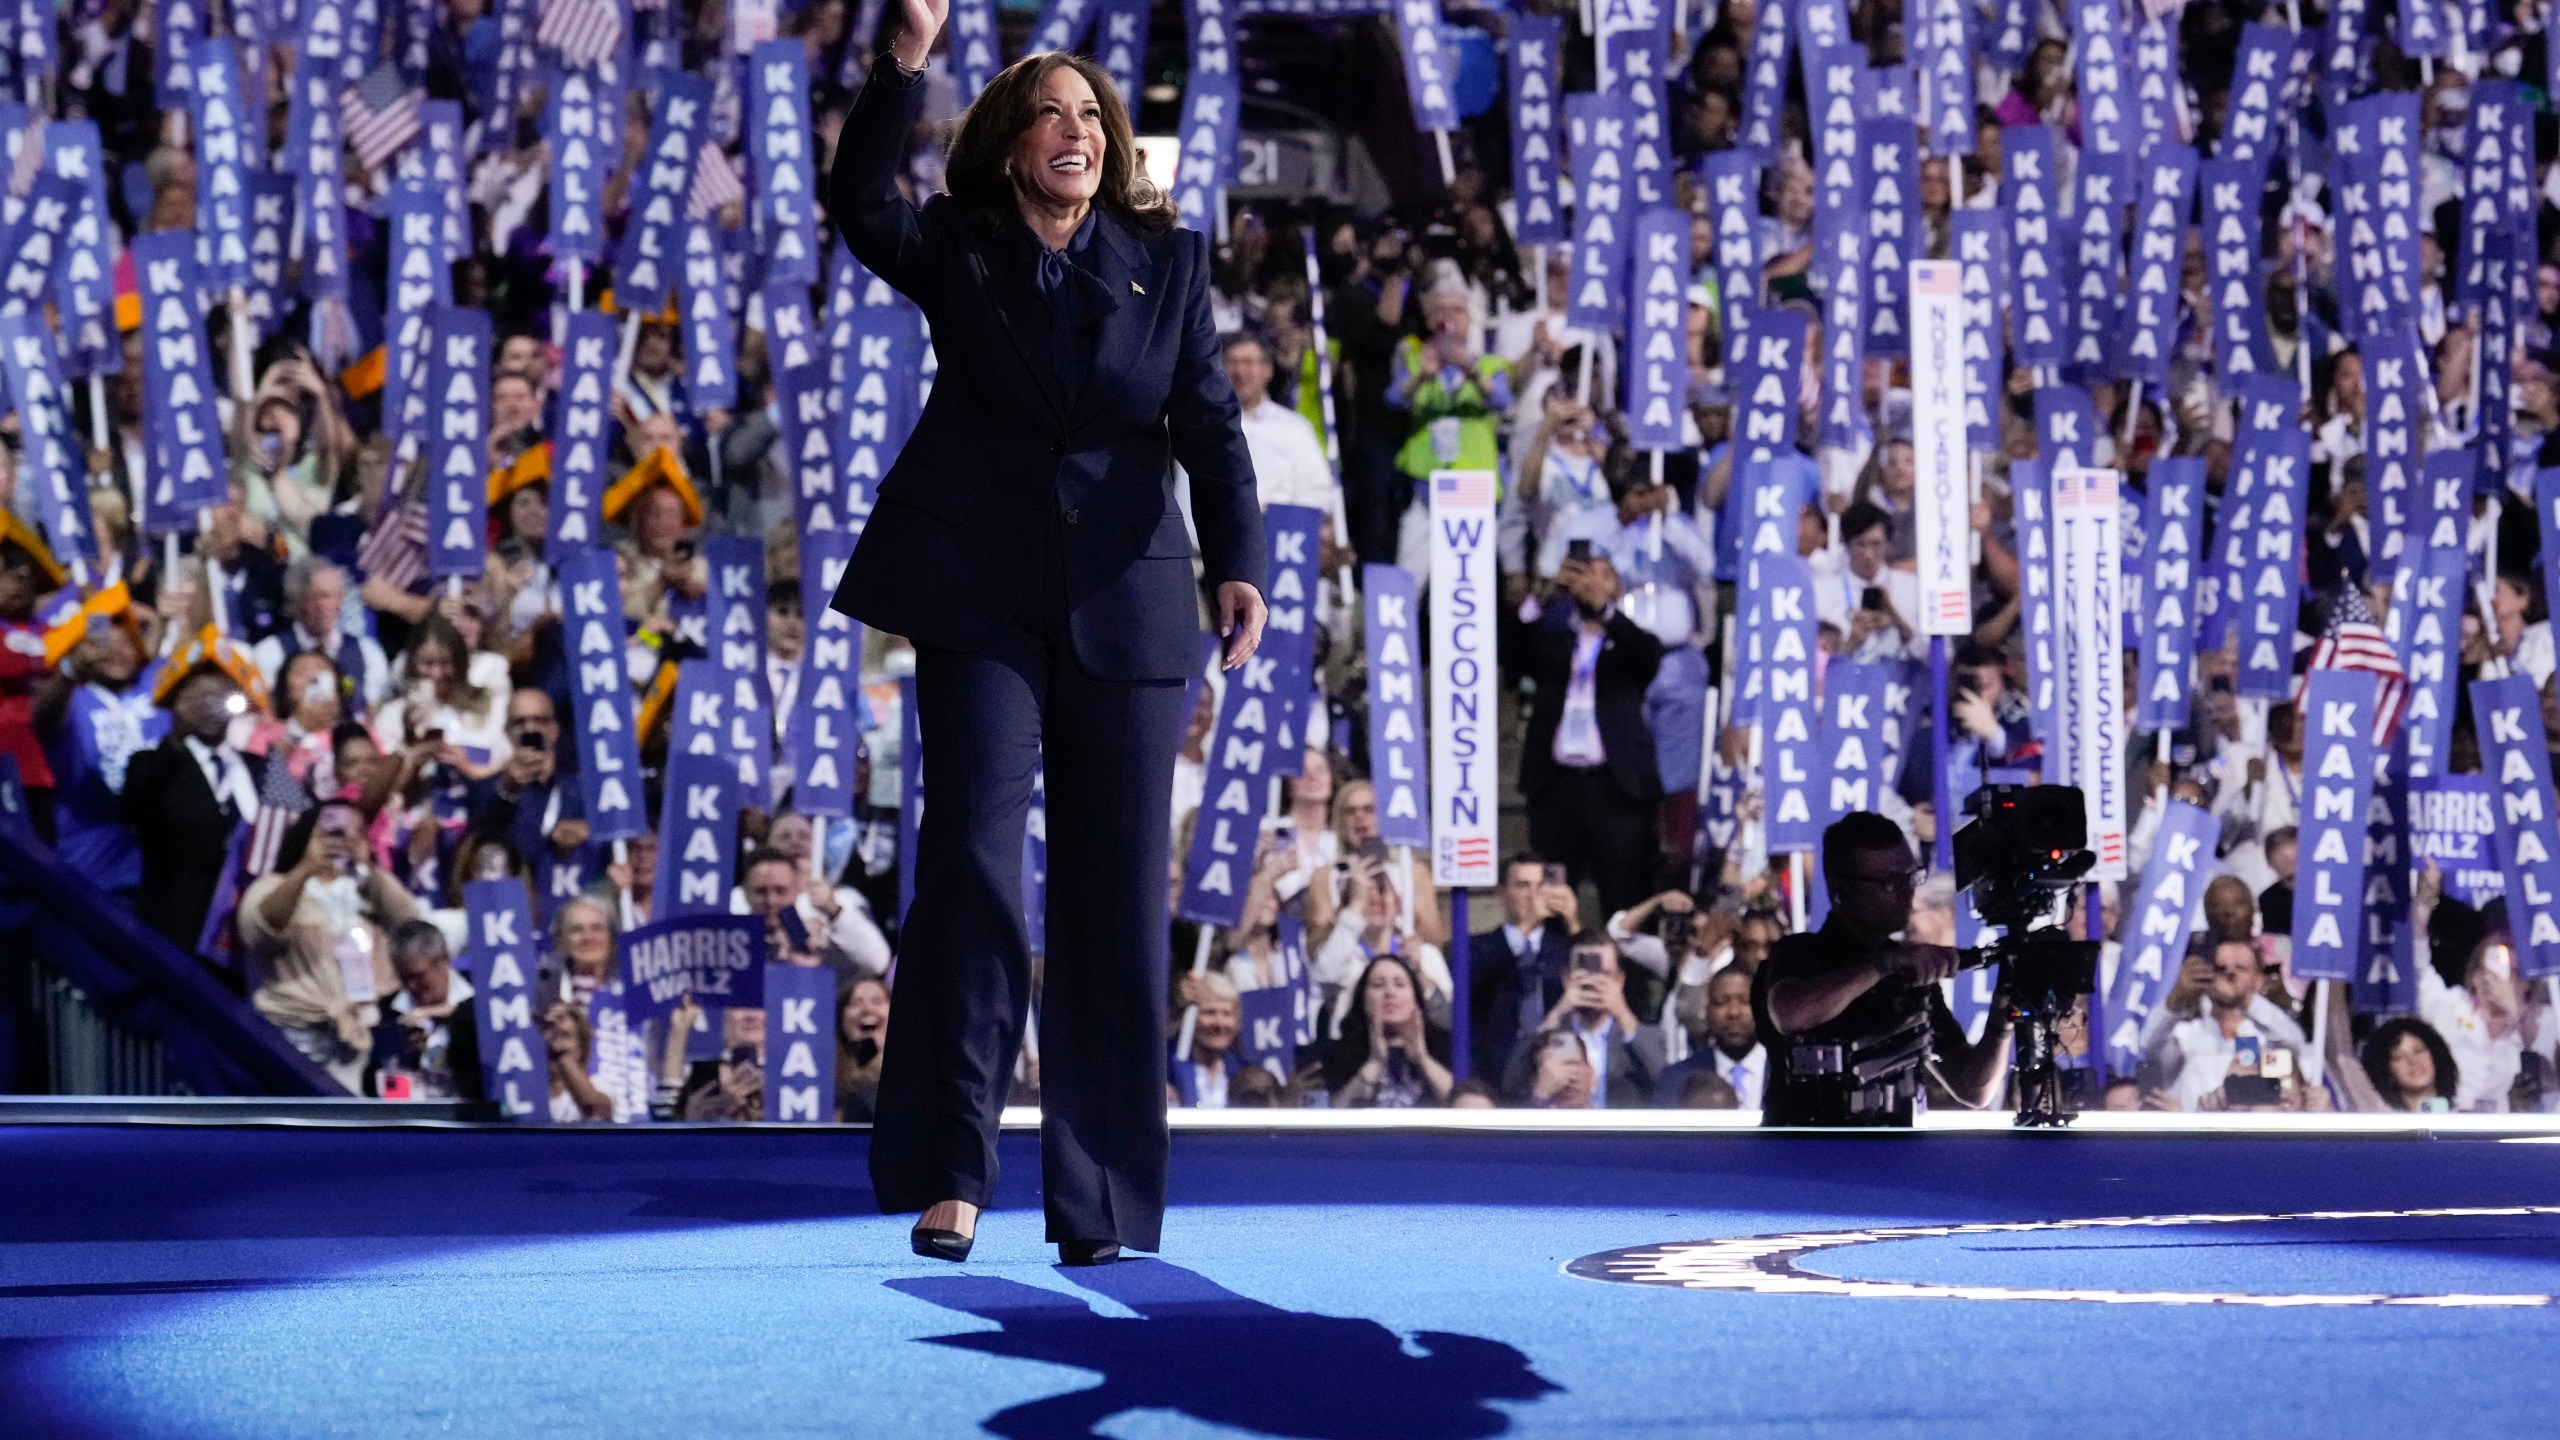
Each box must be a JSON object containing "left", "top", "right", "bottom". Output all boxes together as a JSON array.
[{"left": 5, "top": 1120, "right": 2559, "bottom": 1437}]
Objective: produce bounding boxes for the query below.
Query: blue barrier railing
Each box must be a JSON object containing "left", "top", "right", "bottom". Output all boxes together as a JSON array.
[{"left": 0, "top": 820, "right": 340, "bottom": 1098}]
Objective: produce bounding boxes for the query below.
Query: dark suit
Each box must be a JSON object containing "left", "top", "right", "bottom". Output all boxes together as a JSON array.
[
  {"left": 1510, "top": 606, "right": 1664, "bottom": 917},
  {"left": 828, "top": 56, "right": 1265, "bottom": 1252},
  {"left": 1466, "top": 921, "right": 1570, "bottom": 1082},
  {"left": 120, "top": 735, "right": 263, "bottom": 957}
]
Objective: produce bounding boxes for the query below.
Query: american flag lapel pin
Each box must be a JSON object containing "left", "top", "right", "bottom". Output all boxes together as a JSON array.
[{"left": 1131, "top": 280, "right": 1145, "bottom": 295}]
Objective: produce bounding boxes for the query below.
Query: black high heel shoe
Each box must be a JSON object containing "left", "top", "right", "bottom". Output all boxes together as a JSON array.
[
  {"left": 1057, "top": 1239, "right": 1121, "bottom": 1267},
  {"left": 911, "top": 1224, "right": 974, "bottom": 1262}
]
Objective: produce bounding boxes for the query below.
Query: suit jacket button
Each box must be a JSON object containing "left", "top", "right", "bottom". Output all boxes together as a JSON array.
[{"left": 1063, "top": 508, "right": 1081, "bottom": 525}]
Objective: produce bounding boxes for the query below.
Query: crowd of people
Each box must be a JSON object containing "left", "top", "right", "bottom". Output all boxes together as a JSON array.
[{"left": 0, "top": 0, "right": 2557, "bottom": 1120}]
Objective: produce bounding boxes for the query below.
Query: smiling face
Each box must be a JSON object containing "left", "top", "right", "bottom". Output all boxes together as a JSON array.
[
  {"left": 1365, "top": 960, "right": 1418, "bottom": 1029},
  {"left": 1009, "top": 64, "right": 1104, "bottom": 212},
  {"left": 2388, "top": 1031, "right": 2436, "bottom": 1099}
]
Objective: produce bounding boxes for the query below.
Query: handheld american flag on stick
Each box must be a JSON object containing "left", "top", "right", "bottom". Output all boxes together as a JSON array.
[
  {"left": 340, "top": 63, "right": 426, "bottom": 172},
  {"left": 2293, "top": 583, "right": 2409, "bottom": 746},
  {"left": 689, "top": 145, "right": 745, "bottom": 218},
  {"left": 537, "top": 0, "right": 627, "bottom": 70}
]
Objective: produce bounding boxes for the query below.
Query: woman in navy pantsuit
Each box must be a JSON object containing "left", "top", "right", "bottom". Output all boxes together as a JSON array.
[{"left": 829, "top": 0, "right": 1268, "bottom": 1265}]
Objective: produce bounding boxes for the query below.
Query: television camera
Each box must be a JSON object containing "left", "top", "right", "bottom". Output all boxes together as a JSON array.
[{"left": 1953, "top": 784, "right": 2102, "bottom": 1127}]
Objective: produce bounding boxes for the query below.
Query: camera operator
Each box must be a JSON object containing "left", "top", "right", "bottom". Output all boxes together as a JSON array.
[{"left": 1752, "top": 813, "right": 2014, "bottom": 1125}]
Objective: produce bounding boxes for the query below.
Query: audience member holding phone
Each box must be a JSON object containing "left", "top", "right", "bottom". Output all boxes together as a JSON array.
[{"left": 1501, "top": 933, "right": 1652, "bottom": 1108}]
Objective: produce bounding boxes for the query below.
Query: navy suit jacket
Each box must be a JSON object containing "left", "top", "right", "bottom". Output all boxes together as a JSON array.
[{"left": 825, "top": 58, "right": 1266, "bottom": 680}]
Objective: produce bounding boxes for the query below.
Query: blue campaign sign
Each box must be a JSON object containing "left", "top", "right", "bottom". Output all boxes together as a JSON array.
[
  {"left": 951, "top": 0, "right": 1000, "bottom": 100},
  {"left": 1092, "top": 0, "right": 1147, "bottom": 103},
  {"left": 834, "top": 255, "right": 913, "bottom": 541},
  {"left": 1759, "top": 552, "right": 1821, "bottom": 854},
  {"left": 2102, "top": 799, "right": 2216, "bottom": 1073},
  {"left": 132, "top": 230, "right": 227, "bottom": 529},
  {"left": 2358, "top": 734, "right": 2417, "bottom": 1017},
  {"left": 465, "top": 879, "right": 547, "bottom": 1120},
  {"left": 778, "top": 354, "right": 845, "bottom": 538},
  {"left": 560, "top": 547, "right": 649, "bottom": 841},
  {"left": 242, "top": 172, "right": 291, "bottom": 339},
  {"left": 2364, "top": 325, "right": 2423, "bottom": 572},
  {"left": 2032, "top": 384, "right": 2104, "bottom": 473},
  {"left": 764, "top": 963, "right": 835, "bottom": 1123},
  {"left": 1952, "top": 211, "right": 2005, "bottom": 451},
  {"left": 2469, "top": 675, "right": 2560, "bottom": 978},
  {"left": 0, "top": 314, "right": 94, "bottom": 568},
  {"left": 2065, "top": 164, "right": 2122, "bottom": 380},
  {"left": 423, "top": 307, "right": 492, "bottom": 577},
  {"left": 2200, "top": 157, "right": 2271, "bottom": 378},
  {"left": 747, "top": 40, "right": 819, "bottom": 286},
  {"left": 2130, "top": 11, "right": 2176, "bottom": 151},
  {"left": 1171, "top": 0, "right": 1237, "bottom": 230},
  {"left": 2409, "top": 448, "right": 2473, "bottom": 563},
  {"left": 2069, "top": 0, "right": 2128, "bottom": 188},
  {"left": 1730, "top": 303, "right": 1806, "bottom": 465},
  {"left": 2411, "top": 774, "right": 2502, "bottom": 906},
  {"left": 42, "top": 122, "right": 117, "bottom": 377},
  {"left": 548, "top": 310, "right": 616, "bottom": 550},
  {"left": 1506, "top": 14, "right": 1563, "bottom": 245},
  {"left": 1815, "top": 660, "right": 1911, "bottom": 825},
  {"left": 155, "top": 0, "right": 204, "bottom": 105},
  {"left": 1026, "top": 0, "right": 1098, "bottom": 59},
  {"left": 545, "top": 62, "right": 618, "bottom": 263},
  {"left": 619, "top": 912, "right": 769, "bottom": 1020},
  {"left": 1394, "top": 0, "right": 1458, "bottom": 134},
  {"left": 2388, "top": 544, "right": 2465, "bottom": 783},
  {"left": 187, "top": 36, "right": 255, "bottom": 287},
  {"left": 764, "top": 280, "right": 821, "bottom": 377},
  {"left": 2234, "top": 428, "right": 2309, "bottom": 701},
  {"left": 2217, "top": 24, "right": 2294, "bottom": 166},
  {"left": 400, "top": 100, "right": 469, "bottom": 261},
  {"left": 2135, "top": 456, "right": 2203, "bottom": 730},
  {"left": 2474, "top": 228, "right": 2524, "bottom": 499},
  {"left": 2014, "top": 462, "right": 2066, "bottom": 768},
  {"left": 1734, "top": 0, "right": 1788, "bottom": 157},
  {"left": 0, "top": 174, "right": 77, "bottom": 314},
  {"left": 1235, "top": 985, "right": 1300, "bottom": 1081},
  {"left": 382, "top": 180, "right": 449, "bottom": 457},
  {"left": 1859, "top": 116, "right": 1917, "bottom": 361},
  {"left": 1564, "top": 93, "right": 1633, "bottom": 335},
  {"left": 1623, "top": 208, "right": 1689, "bottom": 450},
  {"left": 792, "top": 531, "right": 863, "bottom": 818},
  {"left": 1258, "top": 505, "right": 1327, "bottom": 770},
  {"left": 704, "top": 535, "right": 772, "bottom": 799},
  {"left": 285, "top": 11, "right": 351, "bottom": 304},
  {"left": 1180, "top": 650, "right": 1295, "bottom": 927},
  {"left": 1912, "top": 0, "right": 1973, "bottom": 154},
  {"left": 1362, "top": 564, "right": 1430, "bottom": 849},
  {"left": 1701, "top": 152, "right": 1759, "bottom": 357},
  {"left": 679, "top": 218, "right": 739, "bottom": 410},
  {"left": 2119, "top": 145, "right": 2193, "bottom": 385},
  {"left": 2458, "top": 81, "right": 2525, "bottom": 305},
  {"left": 613, "top": 72, "right": 707, "bottom": 313},
  {"left": 2292, "top": 669, "right": 2379, "bottom": 982},
  {"left": 2002, "top": 125, "right": 2067, "bottom": 367},
  {"left": 653, "top": 742, "right": 738, "bottom": 918}
]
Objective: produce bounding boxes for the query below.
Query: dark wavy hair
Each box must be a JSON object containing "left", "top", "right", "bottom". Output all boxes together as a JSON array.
[
  {"left": 1320, "top": 953, "right": 1452, "bottom": 1095},
  {"left": 944, "top": 52, "right": 1176, "bottom": 239},
  {"left": 2360, "top": 1017, "right": 2459, "bottom": 1110}
]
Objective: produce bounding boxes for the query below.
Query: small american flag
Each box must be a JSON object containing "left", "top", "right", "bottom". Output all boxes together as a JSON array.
[
  {"left": 537, "top": 0, "right": 626, "bottom": 70},
  {"left": 1452, "top": 836, "right": 1494, "bottom": 868},
  {"left": 340, "top": 62, "right": 427, "bottom": 172},
  {"left": 244, "top": 754, "right": 311, "bottom": 879},
  {"left": 2296, "top": 584, "right": 2409, "bottom": 747},
  {"left": 1432, "top": 470, "right": 1494, "bottom": 508},
  {"left": 690, "top": 145, "right": 745, "bottom": 218},
  {"left": 357, "top": 498, "right": 433, "bottom": 596}
]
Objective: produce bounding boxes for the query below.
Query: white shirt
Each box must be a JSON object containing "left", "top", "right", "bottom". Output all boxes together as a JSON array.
[
  {"left": 254, "top": 623, "right": 393, "bottom": 706},
  {"left": 1704, "top": 1041, "right": 1768, "bottom": 1110},
  {"left": 2142, "top": 997, "right": 2311, "bottom": 1112},
  {"left": 1238, "top": 398, "right": 1344, "bottom": 535},
  {"left": 1809, "top": 549, "right": 1925, "bottom": 661}
]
